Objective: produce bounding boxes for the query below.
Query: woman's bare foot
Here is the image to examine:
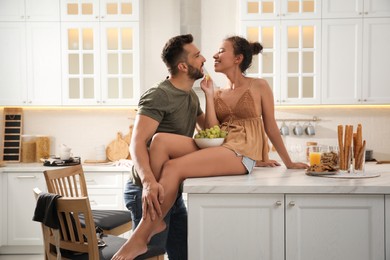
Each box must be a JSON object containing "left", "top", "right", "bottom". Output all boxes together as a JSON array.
[{"left": 111, "top": 220, "right": 167, "bottom": 260}]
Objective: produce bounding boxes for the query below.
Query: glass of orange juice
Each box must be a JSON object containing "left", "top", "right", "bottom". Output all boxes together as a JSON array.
[{"left": 309, "top": 146, "right": 322, "bottom": 166}]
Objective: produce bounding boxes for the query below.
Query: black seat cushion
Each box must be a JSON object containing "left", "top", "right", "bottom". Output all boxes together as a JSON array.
[
  {"left": 78, "top": 209, "right": 132, "bottom": 231},
  {"left": 61, "top": 235, "right": 165, "bottom": 260}
]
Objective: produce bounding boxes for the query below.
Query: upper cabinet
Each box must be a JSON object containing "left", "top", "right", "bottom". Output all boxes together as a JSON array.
[
  {"left": 0, "top": 0, "right": 60, "bottom": 21},
  {"left": 240, "top": 0, "right": 321, "bottom": 20},
  {"left": 61, "top": 0, "right": 140, "bottom": 106},
  {"left": 321, "top": 0, "right": 390, "bottom": 104},
  {"left": 240, "top": 0, "right": 390, "bottom": 105},
  {"left": 0, "top": 0, "right": 61, "bottom": 106},
  {"left": 322, "top": 0, "right": 390, "bottom": 18},
  {"left": 241, "top": 0, "right": 321, "bottom": 105},
  {"left": 60, "top": 0, "right": 139, "bottom": 21}
]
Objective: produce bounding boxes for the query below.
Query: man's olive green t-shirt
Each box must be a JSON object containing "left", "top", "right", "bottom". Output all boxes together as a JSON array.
[{"left": 131, "top": 79, "right": 203, "bottom": 186}]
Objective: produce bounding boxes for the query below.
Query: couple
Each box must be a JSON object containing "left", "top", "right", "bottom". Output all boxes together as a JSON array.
[{"left": 113, "top": 34, "right": 308, "bottom": 260}]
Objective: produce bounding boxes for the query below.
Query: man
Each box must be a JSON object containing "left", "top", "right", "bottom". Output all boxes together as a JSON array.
[{"left": 122, "top": 34, "right": 206, "bottom": 260}]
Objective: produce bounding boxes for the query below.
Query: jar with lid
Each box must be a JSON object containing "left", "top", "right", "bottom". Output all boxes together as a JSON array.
[
  {"left": 21, "top": 135, "right": 36, "bottom": 163},
  {"left": 306, "top": 141, "right": 318, "bottom": 161}
]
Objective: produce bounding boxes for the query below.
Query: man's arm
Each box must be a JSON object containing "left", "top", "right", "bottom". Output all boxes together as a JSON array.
[{"left": 130, "top": 114, "right": 163, "bottom": 220}]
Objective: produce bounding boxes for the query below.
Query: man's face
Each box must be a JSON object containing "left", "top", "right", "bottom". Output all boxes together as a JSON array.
[{"left": 183, "top": 43, "right": 206, "bottom": 80}]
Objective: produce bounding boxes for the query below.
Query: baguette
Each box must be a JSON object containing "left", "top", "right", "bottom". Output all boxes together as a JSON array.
[{"left": 337, "top": 125, "right": 344, "bottom": 170}]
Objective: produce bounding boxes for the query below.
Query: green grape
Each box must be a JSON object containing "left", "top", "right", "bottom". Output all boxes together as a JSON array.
[{"left": 194, "top": 125, "right": 228, "bottom": 139}]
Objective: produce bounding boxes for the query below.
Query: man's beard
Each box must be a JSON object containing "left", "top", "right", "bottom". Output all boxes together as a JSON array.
[{"left": 187, "top": 64, "right": 204, "bottom": 80}]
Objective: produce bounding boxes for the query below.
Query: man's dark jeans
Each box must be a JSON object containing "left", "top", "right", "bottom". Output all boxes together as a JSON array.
[{"left": 124, "top": 179, "right": 188, "bottom": 260}]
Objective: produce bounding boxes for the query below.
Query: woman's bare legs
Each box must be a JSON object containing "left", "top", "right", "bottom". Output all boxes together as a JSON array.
[
  {"left": 112, "top": 144, "right": 247, "bottom": 260},
  {"left": 149, "top": 133, "right": 199, "bottom": 181}
]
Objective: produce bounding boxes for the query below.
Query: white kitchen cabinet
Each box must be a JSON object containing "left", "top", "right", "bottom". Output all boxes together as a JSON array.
[
  {"left": 285, "top": 194, "right": 384, "bottom": 260},
  {"left": 60, "top": 0, "right": 139, "bottom": 22},
  {"left": 83, "top": 171, "right": 126, "bottom": 210},
  {"left": 188, "top": 193, "right": 284, "bottom": 260},
  {"left": 241, "top": 19, "right": 321, "bottom": 105},
  {"left": 188, "top": 193, "right": 385, "bottom": 260},
  {"left": 322, "top": 0, "right": 390, "bottom": 19},
  {"left": 61, "top": 21, "right": 140, "bottom": 106},
  {"left": 240, "top": 0, "right": 321, "bottom": 20},
  {"left": 386, "top": 195, "right": 390, "bottom": 259},
  {"left": 6, "top": 171, "right": 46, "bottom": 246},
  {"left": 0, "top": 22, "right": 61, "bottom": 106},
  {"left": 0, "top": 0, "right": 60, "bottom": 22},
  {"left": 322, "top": 18, "right": 390, "bottom": 104}
]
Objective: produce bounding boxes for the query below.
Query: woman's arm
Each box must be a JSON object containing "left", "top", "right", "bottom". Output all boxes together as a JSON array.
[
  {"left": 258, "top": 79, "right": 308, "bottom": 169},
  {"left": 200, "top": 77, "right": 220, "bottom": 128}
]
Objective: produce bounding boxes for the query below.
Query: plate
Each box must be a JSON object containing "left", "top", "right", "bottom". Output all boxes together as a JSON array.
[
  {"left": 322, "top": 171, "right": 381, "bottom": 179},
  {"left": 306, "top": 170, "right": 338, "bottom": 176}
]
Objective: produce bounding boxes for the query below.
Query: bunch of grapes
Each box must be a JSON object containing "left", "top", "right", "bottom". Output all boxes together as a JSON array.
[{"left": 194, "top": 125, "right": 228, "bottom": 139}]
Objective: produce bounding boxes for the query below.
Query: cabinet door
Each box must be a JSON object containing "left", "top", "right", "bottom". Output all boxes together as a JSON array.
[
  {"left": 0, "top": 22, "right": 27, "bottom": 106},
  {"left": 61, "top": 0, "right": 99, "bottom": 22},
  {"left": 61, "top": 22, "right": 101, "bottom": 105},
  {"left": 240, "top": 0, "right": 320, "bottom": 20},
  {"left": 100, "top": 22, "right": 140, "bottom": 105},
  {"left": 322, "top": 0, "right": 363, "bottom": 18},
  {"left": 100, "top": 0, "right": 139, "bottom": 21},
  {"left": 281, "top": 20, "right": 321, "bottom": 104},
  {"left": 363, "top": 0, "right": 390, "bottom": 18},
  {"left": 362, "top": 18, "right": 390, "bottom": 104},
  {"left": 321, "top": 19, "right": 363, "bottom": 104},
  {"left": 386, "top": 195, "right": 390, "bottom": 259},
  {"left": 0, "top": 0, "right": 25, "bottom": 21},
  {"left": 188, "top": 194, "right": 284, "bottom": 260},
  {"left": 26, "top": 22, "right": 62, "bottom": 105},
  {"left": 286, "top": 194, "right": 385, "bottom": 260},
  {"left": 241, "top": 21, "right": 281, "bottom": 103},
  {"left": 7, "top": 172, "right": 46, "bottom": 246},
  {"left": 25, "top": 0, "right": 60, "bottom": 21}
]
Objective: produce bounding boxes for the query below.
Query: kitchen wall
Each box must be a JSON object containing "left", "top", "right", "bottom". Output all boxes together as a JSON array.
[
  {"left": 0, "top": 106, "right": 389, "bottom": 162},
  {"left": 0, "top": 0, "right": 389, "bottom": 162}
]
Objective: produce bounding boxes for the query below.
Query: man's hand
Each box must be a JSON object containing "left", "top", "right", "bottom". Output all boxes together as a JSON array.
[{"left": 142, "top": 180, "right": 164, "bottom": 221}]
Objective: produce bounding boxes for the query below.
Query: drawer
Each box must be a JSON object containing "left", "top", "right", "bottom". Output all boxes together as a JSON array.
[
  {"left": 84, "top": 171, "right": 123, "bottom": 189},
  {"left": 88, "top": 189, "right": 125, "bottom": 210}
]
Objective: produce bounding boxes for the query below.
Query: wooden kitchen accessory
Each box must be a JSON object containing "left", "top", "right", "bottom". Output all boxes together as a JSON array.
[
  {"left": 106, "top": 132, "right": 129, "bottom": 161},
  {"left": 337, "top": 123, "right": 366, "bottom": 171},
  {"left": 123, "top": 124, "right": 133, "bottom": 159},
  {"left": 2, "top": 107, "right": 23, "bottom": 162}
]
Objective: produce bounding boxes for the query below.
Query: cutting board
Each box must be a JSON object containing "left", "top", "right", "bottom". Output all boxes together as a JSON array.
[
  {"left": 123, "top": 125, "right": 133, "bottom": 159},
  {"left": 106, "top": 132, "right": 129, "bottom": 162}
]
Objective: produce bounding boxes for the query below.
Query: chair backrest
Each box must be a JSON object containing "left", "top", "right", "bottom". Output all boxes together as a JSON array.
[
  {"left": 33, "top": 188, "right": 100, "bottom": 260},
  {"left": 44, "top": 164, "right": 89, "bottom": 197}
]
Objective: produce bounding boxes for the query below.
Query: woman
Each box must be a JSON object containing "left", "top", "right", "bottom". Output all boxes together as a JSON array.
[{"left": 112, "top": 36, "right": 308, "bottom": 260}]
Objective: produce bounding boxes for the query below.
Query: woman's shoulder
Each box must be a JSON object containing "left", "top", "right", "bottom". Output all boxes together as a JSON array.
[{"left": 248, "top": 78, "right": 272, "bottom": 92}]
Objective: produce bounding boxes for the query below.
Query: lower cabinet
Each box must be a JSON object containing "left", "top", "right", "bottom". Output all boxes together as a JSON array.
[
  {"left": 6, "top": 171, "right": 46, "bottom": 246},
  {"left": 0, "top": 169, "right": 128, "bottom": 253},
  {"left": 188, "top": 193, "right": 385, "bottom": 260}
]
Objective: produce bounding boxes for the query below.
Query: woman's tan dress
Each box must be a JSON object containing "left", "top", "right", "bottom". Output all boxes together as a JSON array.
[{"left": 214, "top": 84, "right": 269, "bottom": 162}]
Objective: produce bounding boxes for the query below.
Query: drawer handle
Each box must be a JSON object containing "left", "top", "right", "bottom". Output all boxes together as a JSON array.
[
  {"left": 275, "top": 201, "right": 282, "bottom": 206},
  {"left": 289, "top": 201, "right": 295, "bottom": 206},
  {"left": 85, "top": 179, "right": 95, "bottom": 183},
  {"left": 16, "top": 176, "right": 37, "bottom": 179},
  {"left": 89, "top": 200, "right": 97, "bottom": 205}
]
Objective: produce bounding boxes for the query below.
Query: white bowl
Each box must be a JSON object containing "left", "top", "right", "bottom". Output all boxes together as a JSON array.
[{"left": 194, "top": 138, "right": 224, "bottom": 149}]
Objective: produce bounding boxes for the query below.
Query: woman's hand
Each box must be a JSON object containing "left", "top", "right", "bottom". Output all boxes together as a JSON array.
[
  {"left": 200, "top": 76, "right": 214, "bottom": 97},
  {"left": 285, "top": 162, "right": 309, "bottom": 169},
  {"left": 255, "top": 160, "right": 281, "bottom": 167},
  {"left": 142, "top": 180, "right": 164, "bottom": 221}
]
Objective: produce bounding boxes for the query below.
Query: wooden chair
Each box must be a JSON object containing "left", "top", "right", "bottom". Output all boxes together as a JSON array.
[
  {"left": 43, "top": 164, "right": 132, "bottom": 236},
  {"left": 33, "top": 188, "right": 165, "bottom": 260}
]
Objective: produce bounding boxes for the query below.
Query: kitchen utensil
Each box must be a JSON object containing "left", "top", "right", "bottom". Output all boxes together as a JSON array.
[
  {"left": 123, "top": 125, "right": 134, "bottom": 159},
  {"left": 365, "top": 149, "right": 373, "bottom": 161},
  {"left": 293, "top": 122, "right": 304, "bottom": 136},
  {"left": 304, "top": 122, "right": 315, "bottom": 135},
  {"left": 106, "top": 132, "right": 129, "bottom": 161},
  {"left": 280, "top": 121, "right": 289, "bottom": 136},
  {"left": 2, "top": 107, "right": 23, "bottom": 162},
  {"left": 36, "top": 136, "right": 51, "bottom": 162},
  {"left": 376, "top": 160, "right": 390, "bottom": 164}
]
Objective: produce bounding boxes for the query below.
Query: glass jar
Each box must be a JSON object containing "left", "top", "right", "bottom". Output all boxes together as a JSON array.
[{"left": 306, "top": 141, "right": 318, "bottom": 161}]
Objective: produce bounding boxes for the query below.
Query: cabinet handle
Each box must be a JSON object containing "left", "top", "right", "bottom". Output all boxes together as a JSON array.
[
  {"left": 282, "top": 13, "right": 286, "bottom": 16},
  {"left": 364, "top": 12, "right": 368, "bottom": 15},
  {"left": 85, "top": 179, "right": 95, "bottom": 183},
  {"left": 359, "top": 12, "right": 362, "bottom": 15},
  {"left": 289, "top": 201, "right": 295, "bottom": 206},
  {"left": 101, "top": 16, "right": 105, "bottom": 19},
  {"left": 17, "top": 175, "right": 37, "bottom": 179},
  {"left": 363, "top": 99, "right": 367, "bottom": 102},
  {"left": 21, "top": 15, "right": 24, "bottom": 19},
  {"left": 275, "top": 201, "right": 282, "bottom": 206},
  {"left": 89, "top": 200, "right": 97, "bottom": 205}
]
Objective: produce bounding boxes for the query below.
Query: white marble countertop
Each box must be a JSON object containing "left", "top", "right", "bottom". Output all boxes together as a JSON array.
[
  {"left": 183, "top": 162, "right": 390, "bottom": 194},
  {"left": 0, "top": 162, "right": 131, "bottom": 172}
]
